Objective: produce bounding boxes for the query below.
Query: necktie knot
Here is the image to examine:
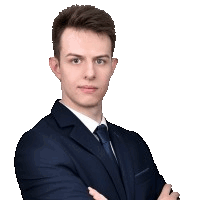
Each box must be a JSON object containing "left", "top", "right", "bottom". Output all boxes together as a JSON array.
[{"left": 94, "top": 124, "right": 110, "bottom": 144}]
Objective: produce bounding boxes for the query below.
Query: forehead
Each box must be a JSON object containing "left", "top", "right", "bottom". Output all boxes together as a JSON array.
[{"left": 60, "top": 28, "right": 112, "bottom": 56}]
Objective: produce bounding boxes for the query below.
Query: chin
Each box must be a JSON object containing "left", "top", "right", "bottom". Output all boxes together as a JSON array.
[
  {"left": 80, "top": 102, "right": 99, "bottom": 108},
  {"left": 77, "top": 99, "right": 101, "bottom": 108}
]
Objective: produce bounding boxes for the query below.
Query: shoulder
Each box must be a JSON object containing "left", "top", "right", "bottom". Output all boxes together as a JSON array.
[
  {"left": 108, "top": 121, "right": 146, "bottom": 144},
  {"left": 108, "top": 121, "right": 153, "bottom": 161},
  {"left": 14, "top": 114, "right": 70, "bottom": 173},
  {"left": 108, "top": 122, "right": 159, "bottom": 175},
  {"left": 15, "top": 113, "right": 66, "bottom": 156},
  {"left": 14, "top": 119, "right": 75, "bottom": 181}
]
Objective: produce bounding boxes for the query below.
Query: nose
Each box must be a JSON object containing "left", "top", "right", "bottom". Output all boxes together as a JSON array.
[{"left": 84, "top": 62, "right": 96, "bottom": 80}]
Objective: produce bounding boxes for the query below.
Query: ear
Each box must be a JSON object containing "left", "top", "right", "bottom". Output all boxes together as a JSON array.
[
  {"left": 111, "top": 58, "right": 118, "bottom": 75},
  {"left": 49, "top": 57, "right": 61, "bottom": 81}
]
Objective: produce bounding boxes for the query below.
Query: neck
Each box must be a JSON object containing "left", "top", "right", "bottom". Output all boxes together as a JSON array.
[{"left": 60, "top": 99, "right": 103, "bottom": 123}]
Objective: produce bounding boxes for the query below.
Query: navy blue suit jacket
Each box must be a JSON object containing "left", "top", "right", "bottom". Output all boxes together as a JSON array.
[{"left": 14, "top": 100, "right": 165, "bottom": 200}]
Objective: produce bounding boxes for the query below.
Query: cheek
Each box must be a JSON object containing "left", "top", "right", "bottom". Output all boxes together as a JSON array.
[
  {"left": 60, "top": 75, "right": 77, "bottom": 94},
  {"left": 60, "top": 69, "right": 78, "bottom": 85},
  {"left": 102, "top": 72, "right": 112, "bottom": 84},
  {"left": 99, "top": 75, "right": 112, "bottom": 92}
]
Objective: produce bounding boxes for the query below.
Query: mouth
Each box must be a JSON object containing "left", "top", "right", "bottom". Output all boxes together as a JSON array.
[
  {"left": 80, "top": 85, "right": 98, "bottom": 89},
  {"left": 78, "top": 85, "right": 98, "bottom": 94}
]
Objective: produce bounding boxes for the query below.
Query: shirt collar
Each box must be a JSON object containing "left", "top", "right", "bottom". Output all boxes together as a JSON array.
[{"left": 61, "top": 101, "right": 107, "bottom": 133}]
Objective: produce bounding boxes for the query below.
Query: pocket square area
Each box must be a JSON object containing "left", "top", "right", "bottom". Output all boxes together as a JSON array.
[{"left": 135, "top": 168, "right": 150, "bottom": 177}]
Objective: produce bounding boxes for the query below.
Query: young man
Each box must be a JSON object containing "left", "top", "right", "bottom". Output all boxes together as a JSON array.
[{"left": 14, "top": 5, "right": 180, "bottom": 200}]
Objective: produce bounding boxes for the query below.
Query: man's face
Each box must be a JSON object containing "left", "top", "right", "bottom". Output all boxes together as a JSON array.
[{"left": 50, "top": 28, "right": 117, "bottom": 111}]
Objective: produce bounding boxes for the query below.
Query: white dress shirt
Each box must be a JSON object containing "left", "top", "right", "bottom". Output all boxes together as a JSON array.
[{"left": 61, "top": 102, "right": 118, "bottom": 161}]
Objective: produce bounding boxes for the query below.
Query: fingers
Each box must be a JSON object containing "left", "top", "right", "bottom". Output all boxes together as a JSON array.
[
  {"left": 161, "top": 184, "right": 172, "bottom": 195},
  {"left": 88, "top": 187, "right": 98, "bottom": 197},
  {"left": 158, "top": 184, "right": 180, "bottom": 200},
  {"left": 88, "top": 187, "right": 108, "bottom": 200},
  {"left": 171, "top": 192, "right": 180, "bottom": 199}
]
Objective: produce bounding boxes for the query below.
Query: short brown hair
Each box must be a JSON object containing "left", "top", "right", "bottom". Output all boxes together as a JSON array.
[{"left": 52, "top": 5, "right": 116, "bottom": 60}]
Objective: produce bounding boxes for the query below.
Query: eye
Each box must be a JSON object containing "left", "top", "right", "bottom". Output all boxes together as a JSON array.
[
  {"left": 96, "top": 59, "right": 105, "bottom": 65},
  {"left": 71, "top": 58, "right": 81, "bottom": 64}
]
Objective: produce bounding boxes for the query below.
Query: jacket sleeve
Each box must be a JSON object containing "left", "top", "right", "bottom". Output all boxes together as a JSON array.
[
  {"left": 133, "top": 132, "right": 166, "bottom": 200},
  {"left": 154, "top": 164, "right": 166, "bottom": 199},
  {"left": 147, "top": 145, "right": 165, "bottom": 200},
  {"left": 14, "top": 130, "right": 93, "bottom": 200}
]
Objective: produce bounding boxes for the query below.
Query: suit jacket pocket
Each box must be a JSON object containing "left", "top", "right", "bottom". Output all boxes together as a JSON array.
[{"left": 135, "top": 167, "right": 154, "bottom": 184}]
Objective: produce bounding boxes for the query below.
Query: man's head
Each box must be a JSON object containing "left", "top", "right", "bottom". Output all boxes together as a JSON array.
[
  {"left": 49, "top": 5, "right": 118, "bottom": 116},
  {"left": 52, "top": 5, "right": 116, "bottom": 61}
]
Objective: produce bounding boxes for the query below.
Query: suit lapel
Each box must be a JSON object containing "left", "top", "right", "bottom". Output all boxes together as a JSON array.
[
  {"left": 51, "top": 100, "right": 134, "bottom": 200},
  {"left": 70, "top": 124, "right": 127, "bottom": 200},
  {"left": 108, "top": 122, "right": 135, "bottom": 200}
]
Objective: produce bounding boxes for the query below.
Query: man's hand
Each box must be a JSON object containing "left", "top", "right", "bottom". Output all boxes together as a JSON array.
[
  {"left": 158, "top": 184, "right": 180, "bottom": 200},
  {"left": 88, "top": 183, "right": 180, "bottom": 200},
  {"left": 88, "top": 187, "right": 107, "bottom": 200}
]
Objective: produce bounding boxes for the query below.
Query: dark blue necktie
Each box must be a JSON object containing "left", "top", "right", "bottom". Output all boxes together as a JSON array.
[
  {"left": 94, "top": 124, "right": 127, "bottom": 200},
  {"left": 94, "top": 124, "right": 119, "bottom": 170}
]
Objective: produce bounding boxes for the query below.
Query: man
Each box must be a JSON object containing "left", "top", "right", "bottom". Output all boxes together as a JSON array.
[{"left": 14, "top": 5, "right": 180, "bottom": 200}]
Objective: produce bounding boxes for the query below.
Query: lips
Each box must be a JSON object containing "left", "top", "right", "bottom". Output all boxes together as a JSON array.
[
  {"left": 80, "top": 85, "right": 97, "bottom": 89},
  {"left": 78, "top": 85, "right": 98, "bottom": 94}
]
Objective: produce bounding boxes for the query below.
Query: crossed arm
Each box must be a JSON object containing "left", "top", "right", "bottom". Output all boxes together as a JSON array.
[
  {"left": 88, "top": 184, "right": 180, "bottom": 200},
  {"left": 15, "top": 131, "right": 180, "bottom": 200}
]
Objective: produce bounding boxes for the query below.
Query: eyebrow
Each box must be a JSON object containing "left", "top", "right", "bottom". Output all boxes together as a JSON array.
[{"left": 65, "top": 53, "right": 110, "bottom": 59}]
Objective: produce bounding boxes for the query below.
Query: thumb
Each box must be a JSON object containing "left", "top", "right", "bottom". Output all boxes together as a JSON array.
[{"left": 160, "top": 183, "right": 172, "bottom": 198}]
